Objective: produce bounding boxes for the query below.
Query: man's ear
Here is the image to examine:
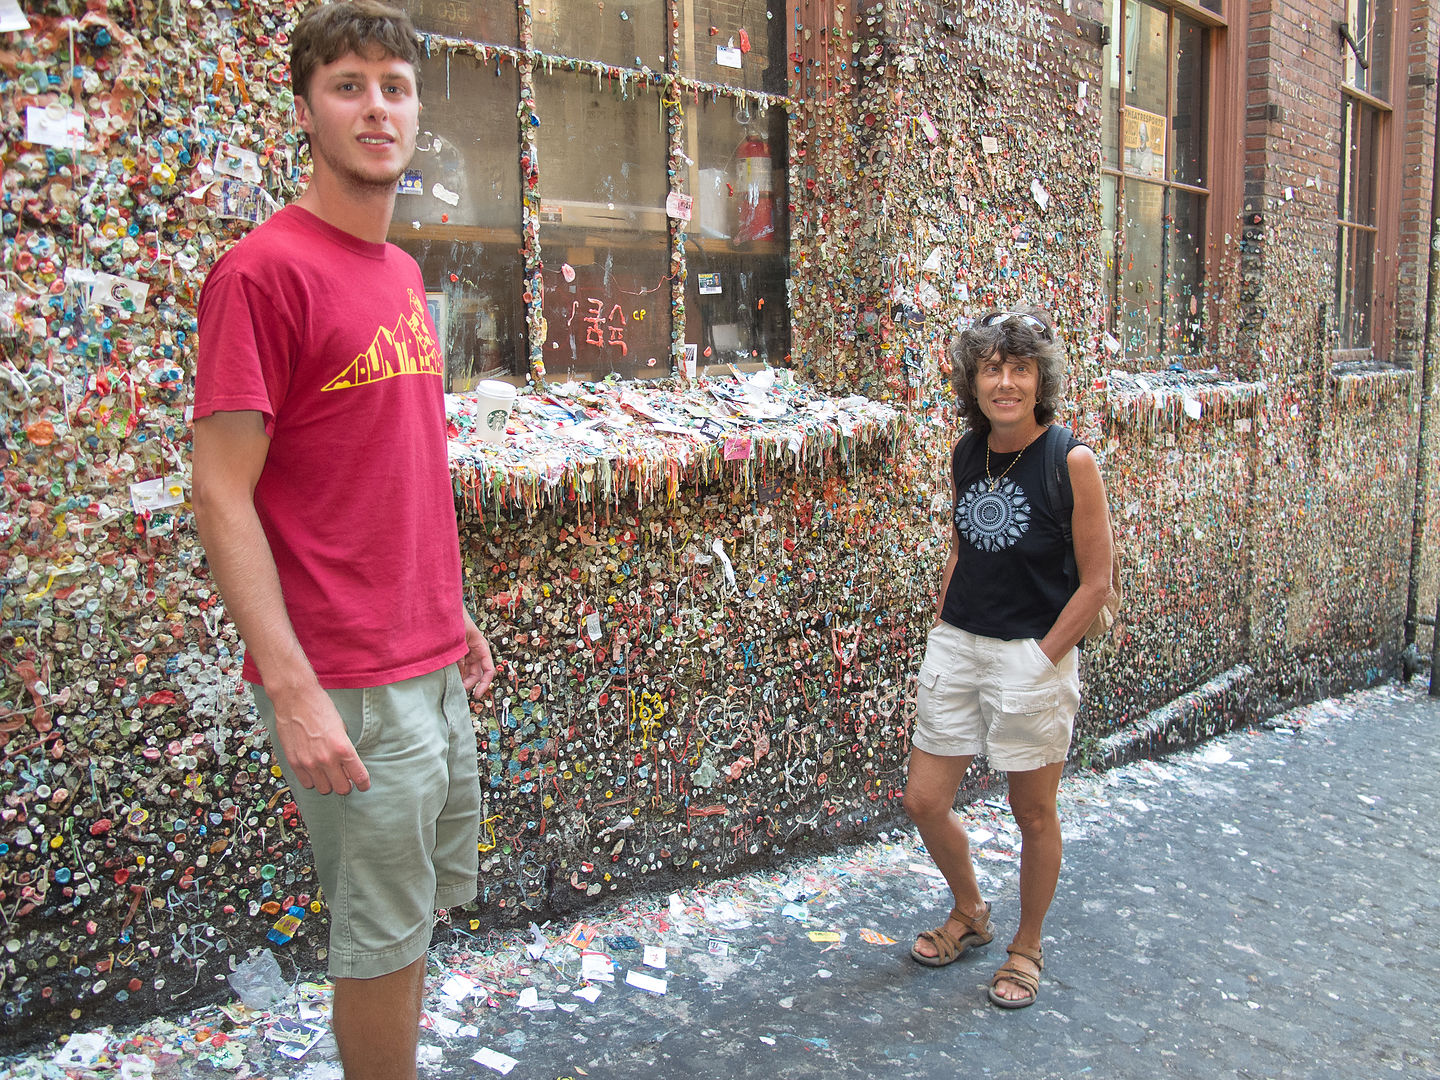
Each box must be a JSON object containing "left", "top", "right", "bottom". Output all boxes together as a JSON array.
[{"left": 294, "top": 94, "right": 314, "bottom": 137}]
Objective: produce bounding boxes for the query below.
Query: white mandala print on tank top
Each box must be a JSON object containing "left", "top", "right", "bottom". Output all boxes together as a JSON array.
[{"left": 955, "top": 478, "right": 1031, "bottom": 552}]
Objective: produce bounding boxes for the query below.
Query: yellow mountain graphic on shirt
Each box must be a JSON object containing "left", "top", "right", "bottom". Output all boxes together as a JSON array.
[{"left": 321, "top": 289, "right": 443, "bottom": 391}]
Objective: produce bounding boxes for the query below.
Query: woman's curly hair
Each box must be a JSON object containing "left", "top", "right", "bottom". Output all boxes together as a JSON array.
[{"left": 947, "top": 307, "right": 1067, "bottom": 435}]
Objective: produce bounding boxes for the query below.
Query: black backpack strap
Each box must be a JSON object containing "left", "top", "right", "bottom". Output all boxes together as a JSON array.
[{"left": 1042, "top": 425, "right": 1079, "bottom": 589}]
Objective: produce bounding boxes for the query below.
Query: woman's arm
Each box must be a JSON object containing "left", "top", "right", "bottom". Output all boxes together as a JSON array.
[{"left": 1036, "top": 444, "right": 1113, "bottom": 663}]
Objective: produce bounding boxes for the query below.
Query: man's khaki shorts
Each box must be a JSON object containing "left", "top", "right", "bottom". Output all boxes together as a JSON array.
[
  {"left": 254, "top": 663, "right": 481, "bottom": 979},
  {"left": 913, "top": 622, "right": 1081, "bottom": 772}
]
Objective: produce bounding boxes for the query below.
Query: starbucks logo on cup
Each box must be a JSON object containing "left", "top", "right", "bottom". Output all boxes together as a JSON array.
[{"left": 486, "top": 409, "right": 508, "bottom": 432}]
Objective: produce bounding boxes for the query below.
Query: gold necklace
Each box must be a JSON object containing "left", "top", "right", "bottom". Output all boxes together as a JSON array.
[{"left": 985, "top": 430, "right": 1044, "bottom": 491}]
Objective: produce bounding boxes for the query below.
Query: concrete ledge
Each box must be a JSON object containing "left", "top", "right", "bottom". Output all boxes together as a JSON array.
[{"left": 1087, "top": 664, "right": 1257, "bottom": 770}]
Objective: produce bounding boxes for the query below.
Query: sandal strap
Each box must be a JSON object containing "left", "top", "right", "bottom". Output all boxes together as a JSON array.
[
  {"left": 1005, "top": 943, "right": 1044, "bottom": 967},
  {"left": 946, "top": 901, "right": 992, "bottom": 937},
  {"left": 991, "top": 956, "right": 1041, "bottom": 995},
  {"left": 915, "top": 926, "right": 963, "bottom": 964}
]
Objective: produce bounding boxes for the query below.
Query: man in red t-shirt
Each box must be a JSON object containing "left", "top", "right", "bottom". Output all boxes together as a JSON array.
[{"left": 191, "top": 5, "right": 495, "bottom": 1077}]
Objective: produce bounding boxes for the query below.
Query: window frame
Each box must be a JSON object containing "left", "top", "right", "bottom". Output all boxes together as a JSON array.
[
  {"left": 1332, "top": 0, "right": 1405, "bottom": 365},
  {"left": 1100, "top": 0, "right": 1239, "bottom": 368},
  {"left": 388, "top": 1, "right": 796, "bottom": 389}
]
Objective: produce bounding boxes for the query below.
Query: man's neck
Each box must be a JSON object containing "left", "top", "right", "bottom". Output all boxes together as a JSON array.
[{"left": 293, "top": 180, "right": 396, "bottom": 244}]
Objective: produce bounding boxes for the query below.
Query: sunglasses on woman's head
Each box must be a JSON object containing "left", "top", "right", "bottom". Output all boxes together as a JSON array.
[{"left": 976, "top": 311, "right": 1052, "bottom": 339}]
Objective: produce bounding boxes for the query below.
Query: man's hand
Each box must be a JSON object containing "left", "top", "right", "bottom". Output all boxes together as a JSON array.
[
  {"left": 270, "top": 683, "right": 371, "bottom": 795},
  {"left": 459, "top": 610, "right": 496, "bottom": 697}
]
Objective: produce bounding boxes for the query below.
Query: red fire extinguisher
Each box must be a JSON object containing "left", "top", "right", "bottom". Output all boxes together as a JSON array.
[{"left": 733, "top": 133, "right": 775, "bottom": 246}]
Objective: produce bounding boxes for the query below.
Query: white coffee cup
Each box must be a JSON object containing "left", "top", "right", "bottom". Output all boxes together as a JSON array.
[{"left": 473, "top": 379, "right": 517, "bottom": 443}]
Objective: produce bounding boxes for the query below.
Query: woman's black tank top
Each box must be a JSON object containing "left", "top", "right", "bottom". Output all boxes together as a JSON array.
[{"left": 939, "top": 427, "right": 1077, "bottom": 639}]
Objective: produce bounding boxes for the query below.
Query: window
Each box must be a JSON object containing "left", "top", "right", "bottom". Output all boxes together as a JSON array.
[
  {"left": 389, "top": 51, "right": 524, "bottom": 389},
  {"left": 389, "top": 1, "right": 790, "bottom": 387},
  {"left": 1100, "top": 0, "right": 1216, "bottom": 363},
  {"left": 1335, "top": 0, "right": 1392, "bottom": 355}
]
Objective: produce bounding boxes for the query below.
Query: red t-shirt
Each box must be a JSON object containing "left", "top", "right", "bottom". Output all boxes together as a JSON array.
[{"left": 194, "top": 206, "right": 466, "bottom": 688}]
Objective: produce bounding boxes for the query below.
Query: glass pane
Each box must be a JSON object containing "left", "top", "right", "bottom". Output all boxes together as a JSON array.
[
  {"left": 1171, "top": 17, "right": 1206, "bottom": 186},
  {"left": 1101, "top": 0, "right": 1122, "bottom": 169},
  {"left": 401, "top": 51, "right": 520, "bottom": 230},
  {"left": 396, "top": 0, "right": 516, "bottom": 45},
  {"left": 679, "top": 0, "right": 786, "bottom": 93},
  {"left": 1100, "top": 174, "right": 1120, "bottom": 329},
  {"left": 1352, "top": 105, "right": 1377, "bottom": 226},
  {"left": 532, "top": 0, "right": 665, "bottom": 70},
  {"left": 1125, "top": 1, "right": 1169, "bottom": 115},
  {"left": 1337, "top": 99, "right": 1354, "bottom": 219},
  {"left": 1123, "top": 2, "right": 1168, "bottom": 180},
  {"left": 1165, "top": 189, "right": 1205, "bottom": 355},
  {"left": 1344, "top": 0, "right": 1388, "bottom": 96},
  {"left": 536, "top": 71, "right": 670, "bottom": 380},
  {"left": 684, "top": 101, "right": 789, "bottom": 365},
  {"left": 1336, "top": 225, "right": 1376, "bottom": 349},
  {"left": 1368, "top": 0, "right": 1391, "bottom": 98},
  {"left": 388, "top": 52, "right": 525, "bottom": 386},
  {"left": 1119, "top": 179, "right": 1165, "bottom": 360}
]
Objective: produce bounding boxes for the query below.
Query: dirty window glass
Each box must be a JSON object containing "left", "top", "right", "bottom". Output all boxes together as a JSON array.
[
  {"left": 532, "top": 0, "right": 666, "bottom": 70},
  {"left": 388, "top": 51, "right": 525, "bottom": 386},
  {"left": 397, "top": 0, "right": 517, "bottom": 45},
  {"left": 679, "top": 0, "right": 786, "bottom": 93},
  {"left": 684, "top": 99, "right": 789, "bottom": 366},
  {"left": 536, "top": 71, "right": 671, "bottom": 380},
  {"left": 1103, "top": 0, "right": 1212, "bottom": 364},
  {"left": 1335, "top": 98, "right": 1378, "bottom": 350},
  {"left": 1170, "top": 16, "right": 1205, "bottom": 185}
]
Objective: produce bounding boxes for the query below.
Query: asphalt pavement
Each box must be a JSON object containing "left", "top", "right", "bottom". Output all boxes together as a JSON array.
[{"left": 6, "top": 681, "right": 1438, "bottom": 1080}]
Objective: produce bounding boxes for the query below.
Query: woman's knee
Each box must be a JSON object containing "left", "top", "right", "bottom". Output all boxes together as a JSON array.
[
  {"left": 1009, "top": 798, "right": 1059, "bottom": 835},
  {"left": 903, "top": 785, "right": 951, "bottom": 824}
]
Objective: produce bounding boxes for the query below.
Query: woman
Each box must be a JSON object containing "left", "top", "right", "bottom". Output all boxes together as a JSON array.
[{"left": 903, "top": 307, "right": 1113, "bottom": 1009}]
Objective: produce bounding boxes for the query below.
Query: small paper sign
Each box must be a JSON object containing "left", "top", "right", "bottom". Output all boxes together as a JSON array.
[
  {"left": 129, "top": 475, "right": 186, "bottom": 513},
  {"left": 716, "top": 45, "right": 742, "bottom": 68},
  {"left": 471, "top": 1047, "right": 518, "bottom": 1075},
  {"left": 580, "top": 950, "right": 614, "bottom": 982},
  {"left": 981, "top": 135, "right": 1000, "bottom": 155},
  {"left": 91, "top": 273, "right": 150, "bottom": 312},
  {"left": 643, "top": 945, "right": 667, "bottom": 969},
  {"left": 625, "top": 969, "right": 667, "bottom": 994},
  {"left": 917, "top": 110, "right": 939, "bottom": 145},
  {"left": 665, "top": 191, "right": 693, "bottom": 220},
  {"left": 1031, "top": 178, "right": 1050, "bottom": 210},
  {"left": 566, "top": 922, "right": 601, "bottom": 949},
  {"left": 723, "top": 436, "right": 752, "bottom": 461},
  {"left": 697, "top": 273, "right": 722, "bottom": 295},
  {"left": 214, "top": 141, "right": 263, "bottom": 182},
  {"left": 398, "top": 169, "right": 423, "bottom": 195},
  {"left": 25, "top": 105, "right": 87, "bottom": 150},
  {"left": 1, "top": 0, "right": 31, "bottom": 32}
]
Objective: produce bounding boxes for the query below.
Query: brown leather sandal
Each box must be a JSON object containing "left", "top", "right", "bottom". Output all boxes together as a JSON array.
[
  {"left": 987, "top": 943, "right": 1044, "bottom": 1009},
  {"left": 909, "top": 902, "right": 993, "bottom": 967}
]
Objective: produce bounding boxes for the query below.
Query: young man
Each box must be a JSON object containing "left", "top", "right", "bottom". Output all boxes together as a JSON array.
[{"left": 191, "top": 5, "right": 494, "bottom": 1076}]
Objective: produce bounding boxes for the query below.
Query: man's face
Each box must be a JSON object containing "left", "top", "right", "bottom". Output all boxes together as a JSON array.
[{"left": 295, "top": 48, "right": 420, "bottom": 193}]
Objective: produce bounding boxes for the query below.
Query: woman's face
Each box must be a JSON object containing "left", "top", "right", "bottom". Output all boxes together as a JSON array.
[{"left": 974, "top": 351, "right": 1039, "bottom": 427}]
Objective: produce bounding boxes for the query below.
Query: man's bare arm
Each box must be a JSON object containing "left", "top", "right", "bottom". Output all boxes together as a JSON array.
[{"left": 191, "top": 410, "right": 369, "bottom": 795}]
